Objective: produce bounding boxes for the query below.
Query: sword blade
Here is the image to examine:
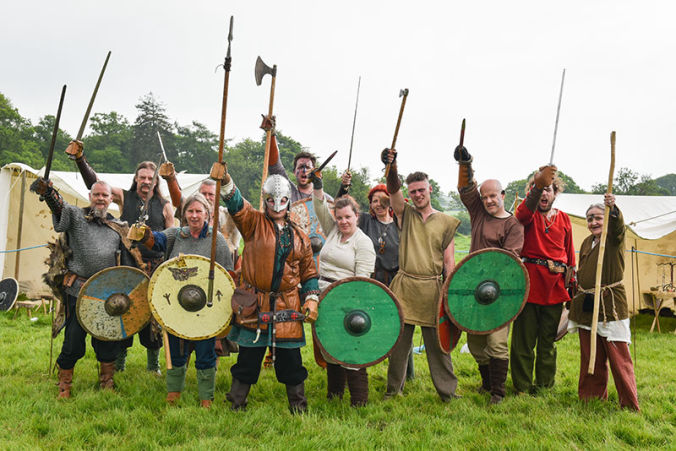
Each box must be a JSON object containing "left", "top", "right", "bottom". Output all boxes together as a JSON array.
[
  {"left": 77, "top": 51, "right": 111, "bottom": 141},
  {"left": 317, "top": 150, "right": 338, "bottom": 172},
  {"left": 347, "top": 76, "right": 361, "bottom": 171},
  {"left": 459, "top": 118, "right": 466, "bottom": 148},
  {"left": 549, "top": 68, "right": 566, "bottom": 165},
  {"left": 157, "top": 131, "right": 168, "bottom": 162},
  {"left": 44, "top": 85, "right": 67, "bottom": 180}
]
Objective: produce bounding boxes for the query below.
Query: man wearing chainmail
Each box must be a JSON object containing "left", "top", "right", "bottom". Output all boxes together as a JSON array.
[{"left": 31, "top": 178, "right": 141, "bottom": 398}]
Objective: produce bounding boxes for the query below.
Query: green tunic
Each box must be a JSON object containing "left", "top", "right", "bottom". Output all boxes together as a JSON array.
[
  {"left": 569, "top": 207, "right": 628, "bottom": 326},
  {"left": 389, "top": 203, "right": 459, "bottom": 326}
]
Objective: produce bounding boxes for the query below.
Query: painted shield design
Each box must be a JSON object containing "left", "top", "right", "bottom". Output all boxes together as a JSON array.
[
  {"left": 437, "top": 296, "right": 462, "bottom": 353},
  {"left": 76, "top": 266, "right": 150, "bottom": 341},
  {"left": 0, "top": 277, "right": 19, "bottom": 311},
  {"left": 444, "top": 248, "right": 529, "bottom": 334},
  {"left": 313, "top": 277, "right": 403, "bottom": 368},
  {"left": 289, "top": 197, "right": 334, "bottom": 263},
  {"left": 148, "top": 254, "right": 235, "bottom": 340}
]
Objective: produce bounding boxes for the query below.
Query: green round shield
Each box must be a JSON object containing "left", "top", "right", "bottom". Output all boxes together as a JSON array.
[
  {"left": 313, "top": 277, "right": 403, "bottom": 368},
  {"left": 444, "top": 248, "right": 529, "bottom": 334}
]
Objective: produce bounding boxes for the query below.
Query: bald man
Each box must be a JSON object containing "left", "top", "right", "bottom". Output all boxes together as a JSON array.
[{"left": 455, "top": 145, "right": 524, "bottom": 404}]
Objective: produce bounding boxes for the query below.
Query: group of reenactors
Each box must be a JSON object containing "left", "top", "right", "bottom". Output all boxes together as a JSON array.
[{"left": 29, "top": 116, "right": 639, "bottom": 412}]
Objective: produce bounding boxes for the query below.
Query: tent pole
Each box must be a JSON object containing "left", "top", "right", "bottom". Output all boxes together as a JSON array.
[{"left": 14, "top": 170, "right": 26, "bottom": 280}]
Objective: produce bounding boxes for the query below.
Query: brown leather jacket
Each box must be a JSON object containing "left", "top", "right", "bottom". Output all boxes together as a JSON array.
[{"left": 231, "top": 200, "right": 318, "bottom": 340}]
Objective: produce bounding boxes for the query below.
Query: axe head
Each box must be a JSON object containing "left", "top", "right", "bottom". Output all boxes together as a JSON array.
[
  {"left": 255, "top": 56, "right": 276, "bottom": 86},
  {"left": 399, "top": 88, "right": 409, "bottom": 97}
]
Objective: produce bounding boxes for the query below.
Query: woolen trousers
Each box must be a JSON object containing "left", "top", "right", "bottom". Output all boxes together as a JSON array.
[
  {"left": 386, "top": 324, "right": 457, "bottom": 401},
  {"left": 510, "top": 302, "right": 563, "bottom": 393},
  {"left": 468, "top": 324, "right": 510, "bottom": 365},
  {"left": 578, "top": 329, "right": 639, "bottom": 411},
  {"left": 231, "top": 346, "right": 307, "bottom": 386}
]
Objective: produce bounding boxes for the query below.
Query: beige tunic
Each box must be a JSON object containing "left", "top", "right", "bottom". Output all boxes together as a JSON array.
[{"left": 389, "top": 203, "right": 459, "bottom": 326}]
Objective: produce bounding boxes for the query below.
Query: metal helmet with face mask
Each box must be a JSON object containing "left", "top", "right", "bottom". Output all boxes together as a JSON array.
[{"left": 262, "top": 174, "right": 291, "bottom": 212}]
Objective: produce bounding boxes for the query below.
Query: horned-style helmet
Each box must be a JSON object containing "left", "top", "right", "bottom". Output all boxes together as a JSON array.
[{"left": 262, "top": 174, "right": 291, "bottom": 212}]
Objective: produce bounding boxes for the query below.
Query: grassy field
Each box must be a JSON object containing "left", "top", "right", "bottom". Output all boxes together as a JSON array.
[{"left": 1, "top": 308, "right": 675, "bottom": 449}]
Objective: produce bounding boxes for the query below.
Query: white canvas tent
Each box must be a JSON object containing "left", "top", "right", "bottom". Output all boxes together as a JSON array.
[
  {"left": 0, "top": 163, "right": 208, "bottom": 298},
  {"left": 556, "top": 193, "right": 676, "bottom": 314}
]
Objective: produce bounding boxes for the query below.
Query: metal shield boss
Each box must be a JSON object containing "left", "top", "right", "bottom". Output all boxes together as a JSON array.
[
  {"left": 0, "top": 277, "right": 19, "bottom": 311},
  {"left": 76, "top": 266, "right": 150, "bottom": 341},
  {"left": 148, "top": 254, "right": 234, "bottom": 340},
  {"left": 313, "top": 277, "right": 403, "bottom": 368},
  {"left": 289, "top": 197, "right": 334, "bottom": 260},
  {"left": 444, "top": 248, "right": 529, "bottom": 334}
]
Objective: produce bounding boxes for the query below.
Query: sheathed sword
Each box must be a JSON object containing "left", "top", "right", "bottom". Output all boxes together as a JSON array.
[{"left": 549, "top": 68, "right": 566, "bottom": 165}]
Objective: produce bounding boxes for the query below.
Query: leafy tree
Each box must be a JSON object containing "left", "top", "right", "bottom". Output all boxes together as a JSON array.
[
  {"left": 81, "top": 111, "right": 133, "bottom": 172},
  {"left": 174, "top": 121, "right": 219, "bottom": 173},
  {"left": 655, "top": 174, "right": 676, "bottom": 195},
  {"left": 450, "top": 210, "right": 471, "bottom": 235},
  {"left": 131, "top": 92, "right": 174, "bottom": 164},
  {"left": 504, "top": 170, "right": 584, "bottom": 210},
  {"left": 0, "top": 93, "right": 43, "bottom": 168},
  {"left": 592, "top": 167, "right": 669, "bottom": 196}
]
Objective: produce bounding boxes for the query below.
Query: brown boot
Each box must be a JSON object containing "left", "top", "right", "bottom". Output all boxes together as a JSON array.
[
  {"left": 200, "top": 399, "right": 212, "bottom": 409},
  {"left": 478, "top": 364, "right": 491, "bottom": 394},
  {"left": 346, "top": 368, "right": 368, "bottom": 407},
  {"left": 489, "top": 358, "right": 509, "bottom": 405},
  {"left": 99, "top": 361, "right": 116, "bottom": 390},
  {"left": 166, "top": 392, "right": 181, "bottom": 404},
  {"left": 57, "top": 366, "right": 73, "bottom": 399}
]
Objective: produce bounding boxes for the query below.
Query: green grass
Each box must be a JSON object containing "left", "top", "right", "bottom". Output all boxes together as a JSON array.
[{"left": 1, "top": 310, "right": 675, "bottom": 449}]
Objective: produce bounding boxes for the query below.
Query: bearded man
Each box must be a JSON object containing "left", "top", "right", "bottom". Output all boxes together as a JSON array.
[
  {"left": 511, "top": 165, "right": 576, "bottom": 395},
  {"left": 30, "top": 178, "right": 140, "bottom": 398},
  {"left": 66, "top": 140, "right": 173, "bottom": 374},
  {"left": 455, "top": 144, "right": 524, "bottom": 404}
]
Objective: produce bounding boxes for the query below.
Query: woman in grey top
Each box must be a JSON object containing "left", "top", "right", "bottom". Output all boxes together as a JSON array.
[{"left": 135, "top": 193, "right": 233, "bottom": 408}]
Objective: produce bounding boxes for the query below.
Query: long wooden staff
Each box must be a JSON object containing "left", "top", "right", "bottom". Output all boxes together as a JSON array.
[
  {"left": 588, "top": 131, "right": 616, "bottom": 374},
  {"left": 207, "top": 16, "right": 234, "bottom": 309},
  {"left": 384, "top": 88, "right": 409, "bottom": 177}
]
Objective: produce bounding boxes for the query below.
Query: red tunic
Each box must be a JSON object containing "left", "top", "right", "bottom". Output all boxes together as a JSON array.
[{"left": 515, "top": 195, "right": 575, "bottom": 305}]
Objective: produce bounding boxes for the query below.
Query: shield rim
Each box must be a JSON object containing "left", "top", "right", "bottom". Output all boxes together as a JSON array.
[
  {"left": 442, "top": 247, "right": 530, "bottom": 335},
  {"left": 148, "top": 254, "right": 235, "bottom": 341},
  {"left": 76, "top": 266, "right": 151, "bottom": 341},
  {"left": 0, "top": 277, "right": 19, "bottom": 311},
  {"left": 436, "top": 294, "right": 462, "bottom": 353},
  {"left": 312, "top": 276, "right": 404, "bottom": 368}
]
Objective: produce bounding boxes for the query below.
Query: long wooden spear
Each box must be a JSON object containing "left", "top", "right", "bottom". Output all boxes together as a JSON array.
[
  {"left": 384, "top": 88, "right": 409, "bottom": 177},
  {"left": 207, "top": 16, "right": 234, "bottom": 310},
  {"left": 588, "top": 131, "right": 616, "bottom": 374}
]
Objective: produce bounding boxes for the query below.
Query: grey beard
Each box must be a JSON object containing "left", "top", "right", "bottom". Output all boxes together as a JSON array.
[{"left": 91, "top": 206, "right": 108, "bottom": 218}]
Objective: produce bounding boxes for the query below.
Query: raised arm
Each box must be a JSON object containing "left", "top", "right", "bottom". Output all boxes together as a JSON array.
[{"left": 383, "top": 148, "right": 405, "bottom": 227}]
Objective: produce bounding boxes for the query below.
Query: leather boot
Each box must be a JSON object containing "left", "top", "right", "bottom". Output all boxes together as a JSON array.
[
  {"left": 326, "top": 364, "right": 346, "bottom": 400},
  {"left": 115, "top": 348, "right": 127, "bottom": 372},
  {"left": 200, "top": 400, "right": 212, "bottom": 409},
  {"left": 478, "top": 364, "right": 491, "bottom": 394},
  {"left": 226, "top": 378, "right": 251, "bottom": 411},
  {"left": 147, "top": 348, "right": 161, "bottom": 376},
  {"left": 286, "top": 382, "right": 307, "bottom": 414},
  {"left": 197, "top": 367, "right": 216, "bottom": 405},
  {"left": 99, "top": 362, "right": 116, "bottom": 390},
  {"left": 489, "top": 358, "right": 509, "bottom": 405},
  {"left": 166, "top": 391, "right": 181, "bottom": 404},
  {"left": 57, "top": 366, "right": 73, "bottom": 399},
  {"left": 346, "top": 368, "right": 368, "bottom": 407}
]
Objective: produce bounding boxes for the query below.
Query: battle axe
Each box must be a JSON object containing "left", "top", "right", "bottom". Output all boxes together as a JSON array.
[
  {"left": 255, "top": 56, "right": 277, "bottom": 210},
  {"left": 385, "top": 88, "right": 409, "bottom": 177}
]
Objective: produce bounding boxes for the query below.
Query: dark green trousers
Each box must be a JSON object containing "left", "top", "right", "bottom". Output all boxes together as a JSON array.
[{"left": 510, "top": 302, "right": 563, "bottom": 393}]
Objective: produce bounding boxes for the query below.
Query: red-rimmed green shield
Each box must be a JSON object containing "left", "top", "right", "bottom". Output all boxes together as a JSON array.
[
  {"left": 76, "top": 266, "right": 150, "bottom": 341},
  {"left": 443, "top": 248, "right": 529, "bottom": 335},
  {"left": 313, "top": 277, "right": 403, "bottom": 368}
]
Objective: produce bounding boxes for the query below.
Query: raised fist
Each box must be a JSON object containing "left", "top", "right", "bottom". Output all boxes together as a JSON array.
[
  {"left": 159, "top": 162, "right": 175, "bottom": 180},
  {"left": 209, "top": 161, "right": 231, "bottom": 185},
  {"left": 453, "top": 145, "right": 472, "bottom": 163},
  {"left": 259, "top": 114, "right": 276, "bottom": 132},
  {"left": 64, "top": 140, "right": 84, "bottom": 160},
  {"left": 30, "top": 177, "right": 52, "bottom": 196},
  {"left": 381, "top": 148, "right": 397, "bottom": 166},
  {"left": 534, "top": 165, "right": 557, "bottom": 189}
]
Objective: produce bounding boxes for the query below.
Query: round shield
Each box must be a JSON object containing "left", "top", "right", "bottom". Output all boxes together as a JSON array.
[
  {"left": 289, "top": 197, "right": 334, "bottom": 261},
  {"left": 76, "top": 266, "right": 150, "bottom": 341},
  {"left": 148, "top": 254, "right": 235, "bottom": 340},
  {"left": 313, "top": 277, "right": 403, "bottom": 368},
  {"left": 444, "top": 248, "right": 529, "bottom": 335},
  {"left": 437, "top": 296, "right": 462, "bottom": 353},
  {"left": 0, "top": 277, "right": 19, "bottom": 311}
]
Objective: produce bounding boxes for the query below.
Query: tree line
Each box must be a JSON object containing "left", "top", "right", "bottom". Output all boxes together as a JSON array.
[{"left": 1, "top": 90, "right": 673, "bottom": 231}]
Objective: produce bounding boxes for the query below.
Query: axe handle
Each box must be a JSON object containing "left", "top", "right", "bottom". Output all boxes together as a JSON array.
[
  {"left": 384, "top": 92, "right": 409, "bottom": 177},
  {"left": 163, "top": 329, "right": 172, "bottom": 370},
  {"left": 259, "top": 75, "right": 277, "bottom": 210}
]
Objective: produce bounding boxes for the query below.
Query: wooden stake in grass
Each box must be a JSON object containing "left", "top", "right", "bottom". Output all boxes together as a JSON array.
[{"left": 588, "top": 131, "right": 616, "bottom": 374}]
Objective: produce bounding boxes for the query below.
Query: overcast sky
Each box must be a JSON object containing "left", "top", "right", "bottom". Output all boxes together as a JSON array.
[{"left": 2, "top": 1, "right": 674, "bottom": 194}]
